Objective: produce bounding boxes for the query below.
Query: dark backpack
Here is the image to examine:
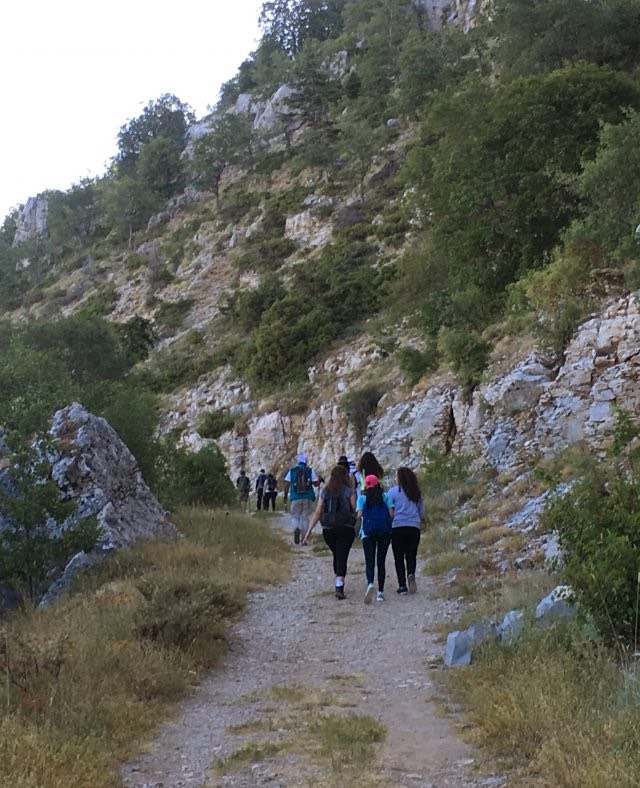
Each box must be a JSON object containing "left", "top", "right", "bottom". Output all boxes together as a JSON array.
[
  {"left": 291, "top": 465, "right": 312, "bottom": 495},
  {"left": 265, "top": 474, "right": 277, "bottom": 492},
  {"left": 361, "top": 499, "right": 392, "bottom": 536},
  {"left": 320, "top": 492, "right": 352, "bottom": 528},
  {"left": 238, "top": 475, "right": 250, "bottom": 494}
]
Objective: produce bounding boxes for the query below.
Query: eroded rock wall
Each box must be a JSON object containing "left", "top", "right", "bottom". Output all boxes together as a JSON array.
[{"left": 171, "top": 293, "right": 640, "bottom": 480}]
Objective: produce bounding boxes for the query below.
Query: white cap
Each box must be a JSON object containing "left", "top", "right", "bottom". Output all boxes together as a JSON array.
[{"left": 297, "top": 453, "right": 308, "bottom": 464}]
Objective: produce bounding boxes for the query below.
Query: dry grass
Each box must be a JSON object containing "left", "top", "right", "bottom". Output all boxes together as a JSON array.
[
  {"left": 425, "top": 548, "right": 483, "bottom": 577},
  {"left": 0, "top": 508, "right": 290, "bottom": 786},
  {"left": 443, "top": 624, "right": 640, "bottom": 786},
  {"left": 468, "top": 525, "right": 511, "bottom": 548}
]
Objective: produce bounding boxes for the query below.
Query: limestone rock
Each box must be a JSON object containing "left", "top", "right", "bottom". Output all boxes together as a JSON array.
[
  {"left": 253, "top": 85, "right": 303, "bottom": 133},
  {"left": 444, "top": 620, "right": 496, "bottom": 667},
  {"left": 497, "top": 609, "right": 525, "bottom": 644},
  {"left": 483, "top": 354, "right": 554, "bottom": 414},
  {"left": 535, "top": 585, "right": 576, "bottom": 625},
  {"left": 13, "top": 195, "right": 49, "bottom": 245},
  {"left": 50, "top": 403, "right": 176, "bottom": 552},
  {"left": 284, "top": 210, "right": 332, "bottom": 247},
  {"left": 416, "top": 0, "right": 484, "bottom": 32}
]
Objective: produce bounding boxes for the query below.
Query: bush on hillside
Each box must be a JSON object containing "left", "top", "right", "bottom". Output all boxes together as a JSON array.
[
  {"left": 154, "top": 441, "right": 236, "bottom": 509},
  {"left": 342, "top": 384, "right": 384, "bottom": 444},
  {"left": 542, "top": 409, "right": 640, "bottom": 646},
  {"left": 198, "top": 409, "right": 235, "bottom": 440},
  {"left": 438, "top": 327, "right": 491, "bottom": 391},
  {"left": 396, "top": 344, "right": 438, "bottom": 386}
]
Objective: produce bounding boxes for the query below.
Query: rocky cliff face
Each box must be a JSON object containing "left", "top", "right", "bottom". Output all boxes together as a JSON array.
[
  {"left": 416, "top": 0, "right": 485, "bottom": 32},
  {"left": 12, "top": 195, "right": 49, "bottom": 245},
  {"left": 165, "top": 294, "right": 640, "bottom": 480}
]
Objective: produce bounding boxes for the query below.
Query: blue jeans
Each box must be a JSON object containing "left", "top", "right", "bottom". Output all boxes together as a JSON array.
[{"left": 362, "top": 533, "right": 391, "bottom": 591}]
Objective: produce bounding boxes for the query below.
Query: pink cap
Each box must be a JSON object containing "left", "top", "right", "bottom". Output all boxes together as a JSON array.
[{"left": 364, "top": 474, "right": 379, "bottom": 489}]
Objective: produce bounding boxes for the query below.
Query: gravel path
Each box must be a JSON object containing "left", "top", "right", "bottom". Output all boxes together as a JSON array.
[{"left": 122, "top": 516, "right": 503, "bottom": 787}]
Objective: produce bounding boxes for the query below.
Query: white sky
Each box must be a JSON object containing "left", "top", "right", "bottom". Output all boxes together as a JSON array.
[{"left": 0, "top": 0, "right": 264, "bottom": 221}]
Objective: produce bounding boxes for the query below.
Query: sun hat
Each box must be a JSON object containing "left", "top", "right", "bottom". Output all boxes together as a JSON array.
[
  {"left": 337, "top": 455, "right": 350, "bottom": 468},
  {"left": 364, "top": 474, "right": 379, "bottom": 489},
  {"left": 297, "top": 453, "right": 308, "bottom": 464}
]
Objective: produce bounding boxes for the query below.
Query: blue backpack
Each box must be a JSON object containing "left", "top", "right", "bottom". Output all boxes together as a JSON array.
[{"left": 361, "top": 499, "right": 392, "bottom": 536}]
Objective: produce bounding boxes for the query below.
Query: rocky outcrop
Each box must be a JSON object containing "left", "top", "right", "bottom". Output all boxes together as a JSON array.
[
  {"left": 253, "top": 84, "right": 303, "bottom": 134},
  {"left": 284, "top": 210, "right": 332, "bottom": 247},
  {"left": 162, "top": 293, "right": 640, "bottom": 485},
  {"left": 13, "top": 195, "right": 49, "bottom": 245},
  {"left": 50, "top": 403, "right": 176, "bottom": 551},
  {"left": 534, "top": 294, "right": 640, "bottom": 454},
  {"left": 0, "top": 404, "right": 176, "bottom": 607},
  {"left": 416, "top": 0, "right": 484, "bottom": 32}
]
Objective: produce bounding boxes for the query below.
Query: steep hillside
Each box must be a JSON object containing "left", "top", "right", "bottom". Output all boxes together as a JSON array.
[{"left": 3, "top": 0, "right": 640, "bottom": 484}]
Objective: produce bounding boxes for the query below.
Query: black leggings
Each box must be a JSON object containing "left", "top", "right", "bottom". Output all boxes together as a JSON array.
[
  {"left": 391, "top": 527, "right": 421, "bottom": 587},
  {"left": 322, "top": 526, "right": 356, "bottom": 578},
  {"left": 362, "top": 533, "right": 391, "bottom": 591},
  {"left": 263, "top": 491, "right": 277, "bottom": 510}
]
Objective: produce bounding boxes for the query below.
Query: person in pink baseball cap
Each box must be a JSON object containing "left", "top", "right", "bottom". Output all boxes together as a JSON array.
[{"left": 356, "top": 473, "right": 394, "bottom": 604}]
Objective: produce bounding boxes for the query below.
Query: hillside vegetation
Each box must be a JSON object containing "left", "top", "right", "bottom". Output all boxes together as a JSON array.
[
  {"left": 4, "top": 1, "right": 640, "bottom": 781},
  {"left": 3, "top": 0, "right": 640, "bottom": 415}
]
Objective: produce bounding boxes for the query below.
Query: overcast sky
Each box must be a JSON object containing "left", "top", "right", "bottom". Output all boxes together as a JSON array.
[{"left": 0, "top": 0, "right": 264, "bottom": 221}]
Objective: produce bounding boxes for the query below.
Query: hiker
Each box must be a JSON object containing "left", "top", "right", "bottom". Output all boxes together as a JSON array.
[
  {"left": 283, "top": 453, "right": 319, "bottom": 544},
  {"left": 357, "top": 474, "right": 394, "bottom": 603},
  {"left": 356, "top": 451, "right": 385, "bottom": 492},
  {"left": 302, "top": 465, "right": 357, "bottom": 599},
  {"left": 389, "top": 467, "right": 426, "bottom": 595},
  {"left": 255, "top": 468, "right": 267, "bottom": 511},
  {"left": 337, "top": 455, "right": 358, "bottom": 490},
  {"left": 236, "top": 469, "right": 251, "bottom": 512},
  {"left": 263, "top": 472, "right": 278, "bottom": 511}
]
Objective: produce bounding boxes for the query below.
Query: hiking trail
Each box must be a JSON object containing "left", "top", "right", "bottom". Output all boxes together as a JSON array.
[{"left": 122, "top": 514, "right": 503, "bottom": 787}]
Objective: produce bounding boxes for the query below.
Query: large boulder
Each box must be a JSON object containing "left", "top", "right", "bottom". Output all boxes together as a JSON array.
[
  {"left": 0, "top": 404, "right": 176, "bottom": 607},
  {"left": 49, "top": 403, "right": 176, "bottom": 552}
]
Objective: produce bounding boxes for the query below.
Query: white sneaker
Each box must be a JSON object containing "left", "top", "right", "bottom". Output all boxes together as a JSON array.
[
  {"left": 364, "top": 583, "right": 375, "bottom": 604},
  {"left": 376, "top": 591, "right": 384, "bottom": 602}
]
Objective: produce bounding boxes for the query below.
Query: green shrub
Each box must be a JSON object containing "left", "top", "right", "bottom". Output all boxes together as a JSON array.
[
  {"left": 438, "top": 327, "right": 491, "bottom": 391},
  {"left": 236, "top": 236, "right": 297, "bottom": 271},
  {"left": 0, "top": 436, "right": 100, "bottom": 600},
  {"left": 342, "top": 384, "right": 384, "bottom": 444},
  {"left": 154, "top": 441, "right": 236, "bottom": 509},
  {"left": 396, "top": 344, "right": 438, "bottom": 385},
  {"left": 542, "top": 409, "right": 640, "bottom": 646},
  {"left": 420, "top": 446, "right": 471, "bottom": 497},
  {"left": 198, "top": 409, "right": 235, "bottom": 439},
  {"left": 154, "top": 298, "right": 194, "bottom": 332}
]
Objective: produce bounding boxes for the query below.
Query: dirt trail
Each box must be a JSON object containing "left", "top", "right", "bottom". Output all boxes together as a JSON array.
[{"left": 122, "top": 516, "right": 503, "bottom": 787}]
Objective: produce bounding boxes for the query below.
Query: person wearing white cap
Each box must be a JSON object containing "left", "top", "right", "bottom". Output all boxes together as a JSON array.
[{"left": 283, "top": 453, "right": 319, "bottom": 544}]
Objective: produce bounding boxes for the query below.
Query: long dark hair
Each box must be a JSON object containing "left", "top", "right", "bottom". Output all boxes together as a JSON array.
[
  {"left": 358, "top": 451, "right": 384, "bottom": 478},
  {"left": 364, "top": 484, "right": 384, "bottom": 506},
  {"left": 397, "top": 466, "right": 422, "bottom": 504},
  {"left": 325, "top": 464, "right": 350, "bottom": 494}
]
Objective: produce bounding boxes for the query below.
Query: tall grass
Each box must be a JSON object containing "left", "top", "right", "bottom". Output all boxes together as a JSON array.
[
  {"left": 0, "top": 508, "right": 290, "bottom": 786},
  {"left": 444, "top": 623, "right": 640, "bottom": 786}
]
